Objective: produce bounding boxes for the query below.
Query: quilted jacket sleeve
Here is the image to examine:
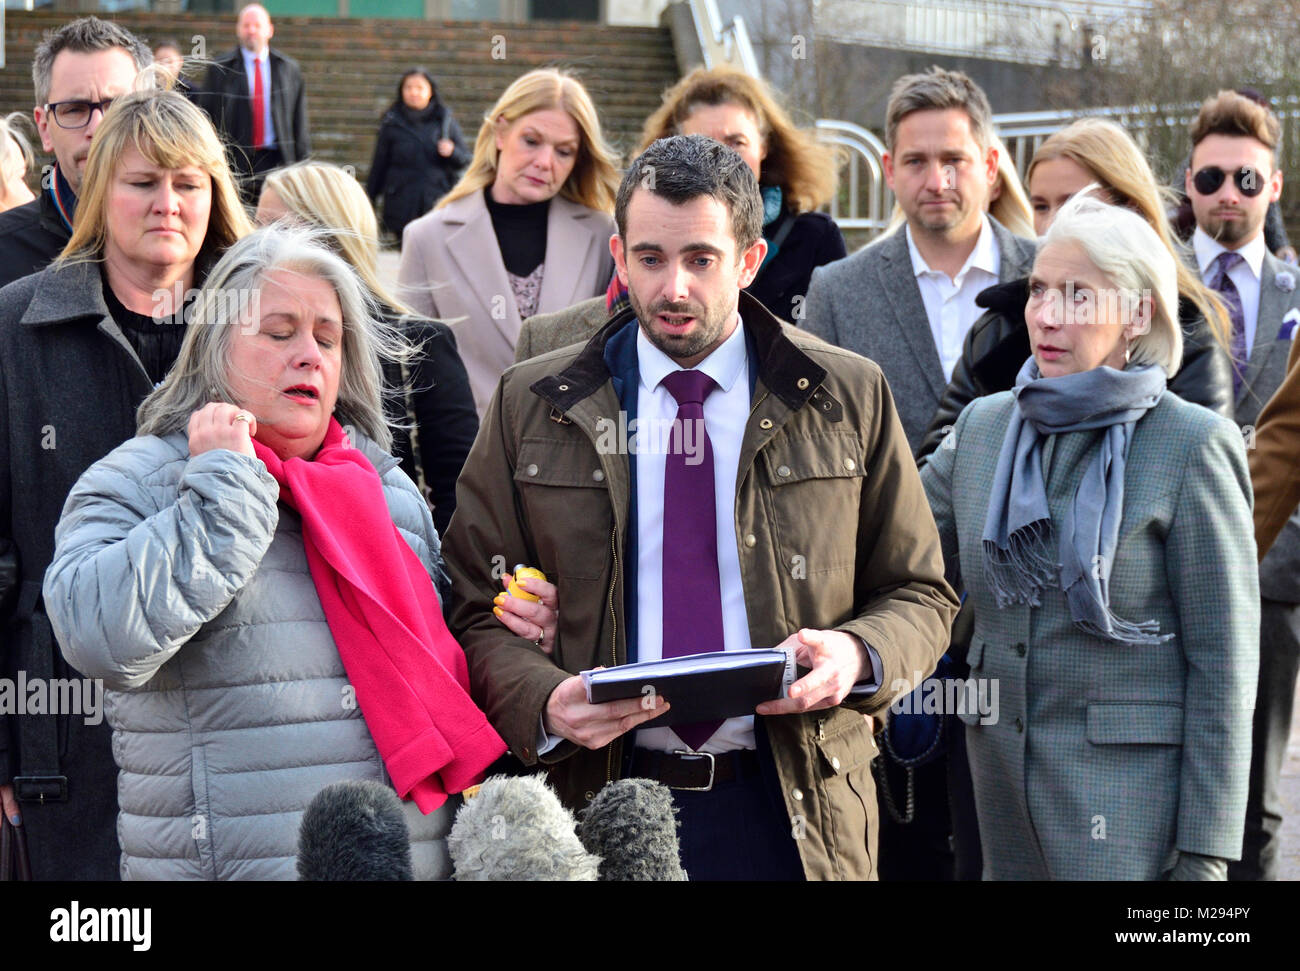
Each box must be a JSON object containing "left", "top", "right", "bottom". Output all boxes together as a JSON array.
[{"left": 43, "top": 439, "right": 280, "bottom": 691}]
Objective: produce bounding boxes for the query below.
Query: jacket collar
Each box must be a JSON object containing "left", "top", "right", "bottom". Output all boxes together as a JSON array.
[
  {"left": 529, "top": 290, "right": 826, "bottom": 416},
  {"left": 20, "top": 259, "right": 111, "bottom": 328}
]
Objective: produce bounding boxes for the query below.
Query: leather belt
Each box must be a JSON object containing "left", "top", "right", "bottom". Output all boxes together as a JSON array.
[{"left": 629, "top": 748, "right": 761, "bottom": 792}]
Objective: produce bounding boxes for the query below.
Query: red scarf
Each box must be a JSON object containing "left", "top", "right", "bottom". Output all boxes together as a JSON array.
[{"left": 253, "top": 419, "right": 505, "bottom": 812}]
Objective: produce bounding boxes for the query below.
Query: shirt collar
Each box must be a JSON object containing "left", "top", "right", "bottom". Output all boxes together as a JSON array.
[
  {"left": 905, "top": 213, "right": 999, "bottom": 283},
  {"left": 1193, "top": 225, "right": 1266, "bottom": 279},
  {"left": 637, "top": 313, "right": 748, "bottom": 395},
  {"left": 241, "top": 47, "right": 269, "bottom": 67}
]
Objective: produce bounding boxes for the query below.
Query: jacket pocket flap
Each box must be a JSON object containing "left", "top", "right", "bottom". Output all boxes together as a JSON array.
[
  {"left": 816, "top": 715, "right": 877, "bottom": 776},
  {"left": 514, "top": 439, "right": 608, "bottom": 489},
  {"left": 762, "top": 431, "right": 865, "bottom": 485},
  {"left": 1086, "top": 702, "right": 1184, "bottom": 745}
]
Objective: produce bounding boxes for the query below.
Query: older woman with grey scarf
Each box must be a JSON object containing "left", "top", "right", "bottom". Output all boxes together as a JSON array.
[{"left": 921, "top": 193, "right": 1259, "bottom": 880}]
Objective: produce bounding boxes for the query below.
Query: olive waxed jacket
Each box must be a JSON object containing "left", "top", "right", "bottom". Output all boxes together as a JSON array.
[{"left": 443, "top": 292, "right": 959, "bottom": 880}]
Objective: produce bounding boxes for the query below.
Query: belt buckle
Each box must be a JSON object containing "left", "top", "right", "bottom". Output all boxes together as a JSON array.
[
  {"left": 12, "top": 774, "right": 68, "bottom": 804},
  {"left": 670, "top": 750, "right": 715, "bottom": 792}
]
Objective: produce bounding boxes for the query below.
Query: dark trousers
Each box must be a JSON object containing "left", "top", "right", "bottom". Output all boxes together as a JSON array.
[
  {"left": 668, "top": 754, "right": 806, "bottom": 881},
  {"left": 1230, "top": 597, "right": 1300, "bottom": 881}
]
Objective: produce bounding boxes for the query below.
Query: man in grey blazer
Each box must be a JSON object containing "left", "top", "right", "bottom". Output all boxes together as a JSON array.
[
  {"left": 802, "top": 69, "right": 1036, "bottom": 454},
  {"left": 1185, "top": 90, "right": 1300, "bottom": 881},
  {"left": 801, "top": 69, "right": 1036, "bottom": 881}
]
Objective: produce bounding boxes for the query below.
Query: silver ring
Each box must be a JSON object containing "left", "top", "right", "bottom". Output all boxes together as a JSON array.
[
  {"left": 533, "top": 629, "right": 544, "bottom": 647},
  {"left": 232, "top": 412, "right": 252, "bottom": 425}
]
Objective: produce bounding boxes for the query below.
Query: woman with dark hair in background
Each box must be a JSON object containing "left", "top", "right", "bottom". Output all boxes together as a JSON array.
[
  {"left": 637, "top": 66, "right": 846, "bottom": 323},
  {"left": 367, "top": 68, "right": 470, "bottom": 241}
]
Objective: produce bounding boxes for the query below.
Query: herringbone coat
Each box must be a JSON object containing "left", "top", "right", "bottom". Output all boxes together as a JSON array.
[{"left": 921, "top": 390, "right": 1259, "bottom": 879}]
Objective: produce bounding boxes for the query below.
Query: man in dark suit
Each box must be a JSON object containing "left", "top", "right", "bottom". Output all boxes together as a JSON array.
[
  {"left": 1184, "top": 90, "right": 1300, "bottom": 881},
  {"left": 802, "top": 68, "right": 1036, "bottom": 882},
  {"left": 197, "top": 3, "right": 310, "bottom": 201}
]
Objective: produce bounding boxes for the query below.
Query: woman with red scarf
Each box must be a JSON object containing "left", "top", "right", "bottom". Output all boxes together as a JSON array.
[{"left": 43, "top": 226, "right": 507, "bottom": 880}]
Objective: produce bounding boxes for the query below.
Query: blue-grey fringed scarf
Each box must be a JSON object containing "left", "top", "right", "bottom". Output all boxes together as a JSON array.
[{"left": 981, "top": 358, "right": 1172, "bottom": 645}]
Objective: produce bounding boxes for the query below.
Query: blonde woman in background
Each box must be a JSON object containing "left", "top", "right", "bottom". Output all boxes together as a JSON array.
[
  {"left": 258, "top": 161, "right": 478, "bottom": 534},
  {"left": 398, "top": 68, "right": 619, "bottom": 415},
  {"left": 0, "top": 112, "right": 36, "bottom": 212}
]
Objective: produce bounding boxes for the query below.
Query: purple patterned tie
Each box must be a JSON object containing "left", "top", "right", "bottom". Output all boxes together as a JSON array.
[
  {"left": 660, "top": 369, "right": 724, "bottom": 751},
  {"left": 1210, "top": 251, "right": 1247, "bottom": 394}
]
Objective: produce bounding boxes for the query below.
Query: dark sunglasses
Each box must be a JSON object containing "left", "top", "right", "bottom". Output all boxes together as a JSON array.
[
  {"left": 1192, "top": 165, "right": 1265, "bottom": 197},
  {"left": 44, "top": 98, "right": 115, "bottom": 130}
]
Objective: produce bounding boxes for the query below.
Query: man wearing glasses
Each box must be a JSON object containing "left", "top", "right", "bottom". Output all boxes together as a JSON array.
[
  {"left": 1186, "top": 89, "right": 1300, "bottom": 882},
  {"left": 0, "top": 17, "right": 149, "bottom": 289}
]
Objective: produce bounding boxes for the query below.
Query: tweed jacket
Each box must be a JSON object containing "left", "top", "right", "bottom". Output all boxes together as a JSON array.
[
  {"left": 398, "top": 192, "right": 616, "bottom": 416},
  {"left": 513, "top": 296, "right": 609, "bottom": 363},
  {"left": 44, "top": 432, "right": 454, "bottom": 880},
  {"left": 1231, "top": 250, "right": 1300, "bottom": 603},
  {"left": 801, "top": 217, "right": 1037, "bottom": 452},
  {"left": 921, "top": 390, "right": 1259, "bottom": 879},
  {"left": 442, "top": 292, "right": 960, "bottom": 880},
  {"left": 1251, "top": 336, "right": 1300, "bottom": 557}
]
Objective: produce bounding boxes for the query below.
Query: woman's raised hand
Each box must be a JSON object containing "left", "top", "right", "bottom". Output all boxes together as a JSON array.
[
  {"left": 493, "top": 572, "right": 559, "bottom": 654},
  {"left": 187, "top": 402, "right": 258, "bottom": 458}
]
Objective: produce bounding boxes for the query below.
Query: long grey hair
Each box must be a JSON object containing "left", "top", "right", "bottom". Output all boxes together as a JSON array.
[{"left": 137, "top": 225, "right": 412, "bottom": 451}]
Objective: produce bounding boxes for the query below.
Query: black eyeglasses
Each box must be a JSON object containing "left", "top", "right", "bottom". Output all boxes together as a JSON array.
[
  {"left": 44, "top": 98, "right": 115, "bottom": 130},
  {"left": 1192, "top": 165, "right": 1265, "bottom": 197}
]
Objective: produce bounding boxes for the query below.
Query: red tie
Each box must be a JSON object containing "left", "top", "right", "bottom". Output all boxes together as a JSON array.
[{"left": 251, "top": 59, "right": 265, "bottom": 149}]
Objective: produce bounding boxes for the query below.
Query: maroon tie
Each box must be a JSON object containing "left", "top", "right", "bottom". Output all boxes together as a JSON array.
[
  {"left": 660, "top": 369, "right": 725, "bottom": 751},
  {"left": 251, "top": 59, "right": 266, "bottom": 149}
]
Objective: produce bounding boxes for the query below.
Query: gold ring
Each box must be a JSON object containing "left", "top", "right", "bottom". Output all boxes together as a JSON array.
[{"left": 233, "top": 412, "right": 252, "bottom": 424}]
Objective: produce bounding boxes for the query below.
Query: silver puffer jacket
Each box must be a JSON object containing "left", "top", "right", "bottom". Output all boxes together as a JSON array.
[{"left": 44, "top": 431, "right": 455, "bottom": 880}]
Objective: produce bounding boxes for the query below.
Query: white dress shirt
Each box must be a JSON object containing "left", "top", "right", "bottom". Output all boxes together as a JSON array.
[
  {"left": 906, "top": 215, "right": 1001, "bottom": 381},
  {"left": 1194, "top": 226, "right": 1266, "bottom": 359},
  {"left": 240, "top": 47, "right": 276, "bottom": 150}
]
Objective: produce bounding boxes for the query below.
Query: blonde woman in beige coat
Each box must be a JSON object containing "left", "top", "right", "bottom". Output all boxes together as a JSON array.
[{"left": 398, "top": 68, "right": 619, "bottom": 415}]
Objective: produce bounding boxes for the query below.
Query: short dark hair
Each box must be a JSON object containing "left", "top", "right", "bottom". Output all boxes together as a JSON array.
[
  {"left": 32, "top": 16, "right": 151, "bottom": 107},
  {"left": 616, "top": 134, "right": 762, "bottom": 252}
]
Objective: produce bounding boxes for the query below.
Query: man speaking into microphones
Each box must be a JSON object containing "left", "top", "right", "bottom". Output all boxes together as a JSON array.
[{"left": 443, "top": 134, "right": 958, "bottom": 881}]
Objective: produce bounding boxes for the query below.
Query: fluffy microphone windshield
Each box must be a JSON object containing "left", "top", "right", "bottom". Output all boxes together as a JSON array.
[
  {"left": 297, "top": 780, "right": 414, "bottom": 881},
  {"left": 578, "top": 778, "right": 687, "bottom": 881},
  {"left": 448, "top": 775, "right": 600, "bottom": 881}
]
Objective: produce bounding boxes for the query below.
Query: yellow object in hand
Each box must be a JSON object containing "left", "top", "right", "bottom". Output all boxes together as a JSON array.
[{"left": 508, "top": 564, "right": 546, "bottom": 603}]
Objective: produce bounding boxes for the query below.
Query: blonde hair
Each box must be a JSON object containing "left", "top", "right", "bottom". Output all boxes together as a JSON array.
[
  {"left": 0, "top": 112, "right": 34, "bottom": 189},
  {"left": 136, "top": 226, "right": 406, "bottom": 451},
  {"left": 636, "top": 66, "right": 838, "bottom": 214},
  {"left": 261, "top": 161, "right": 415, "bottom": 316},
  {"left": 989, "top": 134, "right": 1033, "bottom": 238},
  {"left": 1028, "top": 117, "right": 1230, "bottom": 348},
  {"left": 58, "top": 89, "right": 251, "bottom": 268},
  {"left": 1043, "top": 192, "right": 1182, "bottom": 376},
  {"left": 438, "top": 68, "right": 618, "bottom": 213}
]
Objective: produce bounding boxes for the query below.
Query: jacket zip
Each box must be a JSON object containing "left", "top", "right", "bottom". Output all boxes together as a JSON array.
[{"left": 605, "top": 524, "right": 620, "bottom": 785}]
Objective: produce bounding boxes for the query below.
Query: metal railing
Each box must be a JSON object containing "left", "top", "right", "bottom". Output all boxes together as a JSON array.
[
  {"left": 689, "top": 0, "right": 760, "bottom": 76},
  {"left": 815, "top": 119, "right": 894, "bottom": 236}
]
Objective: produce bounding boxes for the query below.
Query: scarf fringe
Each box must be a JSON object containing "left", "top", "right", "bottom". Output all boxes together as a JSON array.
[
  {"left": 1065, "top": 580, "right": 1173, "bottom": 646},
  {"left": 983, "top": 519, "right": 1058, "bottom": 608}
]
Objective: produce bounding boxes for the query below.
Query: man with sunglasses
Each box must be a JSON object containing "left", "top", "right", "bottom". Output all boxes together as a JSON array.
[
  {"left": 1187, "top": 89, "right": 1300, "bottom": 882},
  {"left": 0, "top": 17, "right": 150, "bottom": 290}
]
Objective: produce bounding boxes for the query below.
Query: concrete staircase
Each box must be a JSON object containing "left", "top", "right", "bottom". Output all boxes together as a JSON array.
[{"left": 0, "top": 11, "right": 680, "bottom": 184}]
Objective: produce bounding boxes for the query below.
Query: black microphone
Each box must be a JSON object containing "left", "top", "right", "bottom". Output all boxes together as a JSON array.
[
  {"left": 297, "top": 780, "right": 414, "bottom": 881},
  {"left": 448, "top": 774, "right": 600, "bottom": 880},
  {"left": 578, "top": 778, "right": 687, "bottom": 881}
]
